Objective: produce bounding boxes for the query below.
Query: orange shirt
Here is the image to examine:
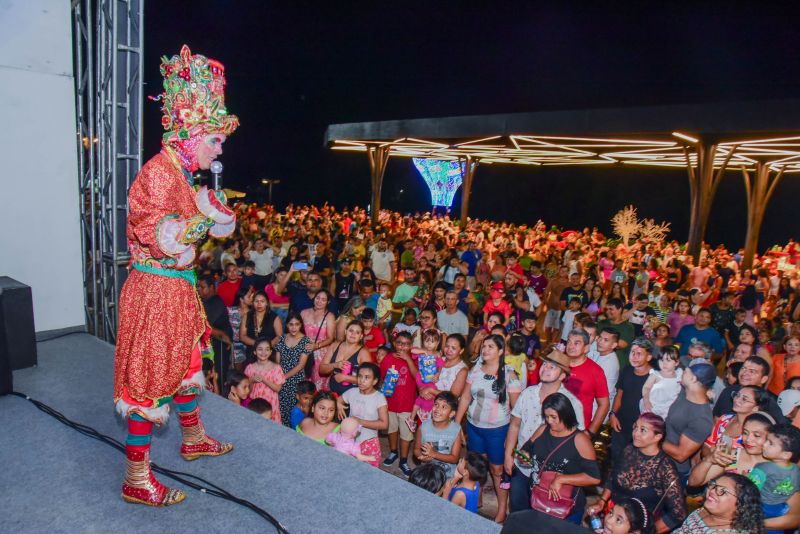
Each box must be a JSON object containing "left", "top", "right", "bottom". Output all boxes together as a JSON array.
[{"left": 768, "top": 353, "right": 800, "bottom": 395}]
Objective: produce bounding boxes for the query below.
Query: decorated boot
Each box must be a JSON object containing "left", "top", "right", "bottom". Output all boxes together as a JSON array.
[
  {"left": 175, "top": 393, "right": 233, "bottom": 461},
  {"left": 122, "top": 415, "right": 185, "bottom": 506}
]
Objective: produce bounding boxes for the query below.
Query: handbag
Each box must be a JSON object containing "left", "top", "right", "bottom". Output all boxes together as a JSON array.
[
  {"left": 303, "top": 311, "right": 329, "bottom": 376},
  {"left": 529, "top": 431, "right": 578, "bottom": 519}
]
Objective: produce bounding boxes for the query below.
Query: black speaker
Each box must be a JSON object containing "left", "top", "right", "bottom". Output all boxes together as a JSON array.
[{"left": 0, "top": 277, "right": 37, "bottom": 395}]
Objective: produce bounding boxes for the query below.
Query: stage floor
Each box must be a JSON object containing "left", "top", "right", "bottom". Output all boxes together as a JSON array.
[{"left": 0, "top": 333, "right": 500, "bottom": 534}]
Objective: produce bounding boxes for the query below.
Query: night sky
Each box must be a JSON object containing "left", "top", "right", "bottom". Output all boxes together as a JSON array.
[{"left": 145, "top": 2, "right": 800, "bottom": 250}]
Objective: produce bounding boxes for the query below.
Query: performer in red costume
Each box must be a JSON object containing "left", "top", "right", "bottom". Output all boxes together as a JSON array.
[{"left": 114, "top": 45, "right": 239, "bottom": 506}]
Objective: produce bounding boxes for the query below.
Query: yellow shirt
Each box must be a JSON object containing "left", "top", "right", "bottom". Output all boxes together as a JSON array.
[{"left": 505, "top": 353, "right": 527, "bottom": 385}]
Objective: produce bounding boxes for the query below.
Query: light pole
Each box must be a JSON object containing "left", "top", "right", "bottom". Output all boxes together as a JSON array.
[{"left": 261, "top": 178, "right": 281, "bottom": 205}]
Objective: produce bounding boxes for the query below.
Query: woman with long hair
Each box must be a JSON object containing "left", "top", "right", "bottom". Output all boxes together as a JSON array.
[
  {"left": 276, "top": 312, "right": 312, "bottom": 426},
  {"left": 239, "top": 290, "right": 282, "bottom": 361},
  {"left": 300, "top": 290, "right": 336, "bottom": 391},
  {"left": 456, "top": 334, "right": 522, "bottom": 523},
  {"left": 335, "top": 296, "right": 366, "bottom": 342}
]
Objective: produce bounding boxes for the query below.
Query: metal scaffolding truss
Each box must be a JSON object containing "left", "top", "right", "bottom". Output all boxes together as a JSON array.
[{"left": 72, "top": 0, "right": 143, "bottom": 342}]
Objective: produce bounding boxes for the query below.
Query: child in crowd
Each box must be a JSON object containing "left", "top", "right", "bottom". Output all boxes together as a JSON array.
[
  {"left": 360, "top": 308, "right": 386, "bottom": 362},
  {"left": 393, "top": 308, "right": 420, "bottom": 339},
  {"left": 225, "top": 370, "right": 251, "bottom": 406},
  {"left": 338, "top": 363, "right": 388, "bottom": 467},
  {"left": 441, "top": 453, "right": 489, "bottom": 513},
  {"left": 725, "top": 362, "right": 743, "bottom": 386},
  {"left": 244, "top": 338, "right": 285, "bottom": 424},
  {"left": 409, "top": 463, "right": 447, "bottom": 494},
  {"left": 407, "top": 329, "right": 445, "bottom": 431},
  {"left": 604, "top": 498, "right": 653, "bottom": 534},
  {"left": 641, "top": 345, "right": 683, "bottom": 419},
  {"left": 482, "top": 282, "right": 512, "bottom": 326},
  {"left": 505, "top": 334, "right": 529, "bottom": 389},
  {"left": 560, "top": 296, "right": 582, "bottom": 343},
  {"left": 290, "top": 380, "right": 317, "bottom": 430},
  {"left": 239, "top": 260, "right": 258, "bottom": 292},
  {"left": 376, "top": 281, "right": 393, "bottom": 329},
  {"left": 203, "top": 358, "right": 219, "bottom": 394},
  {"left": 297, "top": 391, "right": 340, "bottom": 444},
  {"left": 247, "top": 398, "right": 273, "bottom": 420},
  {"left": 375, "top": 344, "right": 391, "bottom": 365},
  {"left": 380, "top": 331, "right": 419, "bottom": 476},
  {"left": 414, "top": 392, "right": 462, "bottom": 477},
  {"left": 749, "top": 424, "right": 800, "bottom": 532}
]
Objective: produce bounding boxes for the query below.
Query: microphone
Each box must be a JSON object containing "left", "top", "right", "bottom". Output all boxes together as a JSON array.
[{"left": 210, "top": 160, "right": 223, "bottom": 190}]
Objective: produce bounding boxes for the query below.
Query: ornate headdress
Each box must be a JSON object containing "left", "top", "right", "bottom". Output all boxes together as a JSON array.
[{"left": 155, "top": 45, "right": 239, "bottom": 145}]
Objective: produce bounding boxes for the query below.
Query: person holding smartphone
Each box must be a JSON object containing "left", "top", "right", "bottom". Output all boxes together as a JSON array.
[{"left": 701, "top": 385, "right": 768, "bottom": 459}]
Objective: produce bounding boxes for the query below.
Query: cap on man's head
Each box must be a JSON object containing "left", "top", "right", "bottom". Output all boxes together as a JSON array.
[
  {"left": 688, "top": 363, "right": 717, "bottom": 389},
  {"left": 778, "top": 389, "right": 800, "bottom": 417}
]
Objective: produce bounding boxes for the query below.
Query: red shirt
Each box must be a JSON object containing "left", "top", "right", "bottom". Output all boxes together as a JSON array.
[
  {"left": 363, "top": 326, "right": 385, "bottom": 361},
  {"left": 483, "top": 298, "right": 513, "bottom": 320},
  {"left": 379, "top": 353, "right": 417, "bottom": 413},
  {"left": 217, "top": 279, "right": 242, "bottom": 307},
  {"left": 564, "top": 358, "right": 609, "bottom": 429}
]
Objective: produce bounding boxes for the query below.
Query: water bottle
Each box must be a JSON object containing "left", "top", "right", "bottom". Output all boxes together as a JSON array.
[{"left": 589, "top": 511, "right": 603, "bottom": 533}]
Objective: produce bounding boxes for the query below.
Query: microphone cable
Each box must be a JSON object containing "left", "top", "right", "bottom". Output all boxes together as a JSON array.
[{"left": 11, "top": 333, "right": 289, "bottom": 533}]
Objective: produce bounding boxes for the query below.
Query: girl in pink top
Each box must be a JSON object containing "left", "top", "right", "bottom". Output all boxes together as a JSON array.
[
  {"left": 244, "top": 339, "right": 285, "bottom": 424},
  {"left": 667, "top": 299, "right": 695, "bottom": 338}
]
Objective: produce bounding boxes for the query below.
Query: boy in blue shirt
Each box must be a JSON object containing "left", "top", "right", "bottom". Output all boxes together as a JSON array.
[{"left": 289, "top": 380, "right": 316, "bottom": 429}]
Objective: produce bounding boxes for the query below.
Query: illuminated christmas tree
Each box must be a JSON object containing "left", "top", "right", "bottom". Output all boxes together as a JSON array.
[{"left": 412, "top": 158, "right": 465, "bottom": 209}]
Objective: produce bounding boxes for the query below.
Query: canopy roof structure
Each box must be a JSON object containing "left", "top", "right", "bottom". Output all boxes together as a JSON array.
[{"left": 325, "top": 98, "right": 800, "bottom": 266}]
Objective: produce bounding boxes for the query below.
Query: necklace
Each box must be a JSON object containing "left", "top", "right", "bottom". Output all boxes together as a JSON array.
[{"left": 254, "top": 311, "right": 265, "bottom": 337}]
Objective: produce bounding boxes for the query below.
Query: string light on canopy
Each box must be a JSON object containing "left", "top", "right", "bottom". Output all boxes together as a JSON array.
[{"left": 412, "top": 158, "right": 465, "bottom": 209}]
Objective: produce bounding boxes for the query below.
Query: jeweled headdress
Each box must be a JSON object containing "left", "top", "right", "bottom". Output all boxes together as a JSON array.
[{"left": 155, "top": 45, "right": 239, "bottom": 144}]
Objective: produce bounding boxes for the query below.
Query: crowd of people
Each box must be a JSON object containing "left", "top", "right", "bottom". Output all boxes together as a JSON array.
[{"left": 195, "top": 201, "right": 800, "bottom": 532}]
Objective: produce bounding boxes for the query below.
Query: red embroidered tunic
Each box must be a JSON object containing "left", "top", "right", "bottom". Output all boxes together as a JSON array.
[{"left": 114, "top": 152, "right": 209, "bottom": 407}]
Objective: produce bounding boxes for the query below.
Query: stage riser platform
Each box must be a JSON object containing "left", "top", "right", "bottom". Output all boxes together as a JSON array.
[{"left": 0, "top": 334, "right": 499, "bottom": 534}]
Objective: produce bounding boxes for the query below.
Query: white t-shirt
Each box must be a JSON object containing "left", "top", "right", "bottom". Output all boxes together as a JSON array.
[
  {"left": 588, "top": 346, "right": 620, "bottom": 417},
  {"left": 370, "top": 249, "right": 395, "bottom": 281},
  {"left": 342, "top": 388, "right": 387, "bottom": 443},
  {"left": 510, "top": 384, "right": 584, "bottom": 475},
  {"left": 437, "top": 309, "right": 469, "bottom": 336},
  {"left": 248, "top": 249, "right": 275, "bottom": 276}
]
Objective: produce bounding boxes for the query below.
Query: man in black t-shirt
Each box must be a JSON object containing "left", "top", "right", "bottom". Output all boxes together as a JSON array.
[
  {"left": 714, "top": 356, "right": 786, "bottom": 424},
  {"left": 330, "top": 257, "right": 357, "bottom": 311},
  {"left": 623, "top": 294, "right": 656, "bottom": 337},
  {"left": 559, "top": 272, "right": 588, "bottom": 310}
]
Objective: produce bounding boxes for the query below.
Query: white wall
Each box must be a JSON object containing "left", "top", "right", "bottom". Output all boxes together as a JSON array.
[{"left": 0, "top": 1, "right": 85, "bottom": 332}]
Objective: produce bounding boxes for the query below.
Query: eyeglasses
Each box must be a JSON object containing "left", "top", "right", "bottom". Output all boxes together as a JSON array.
[
  {"left": 733, "top": 391, "right": 755, "bottom": 403},
  {"left": 707, "top": 480, "right": 737, "bottom": 498}
]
